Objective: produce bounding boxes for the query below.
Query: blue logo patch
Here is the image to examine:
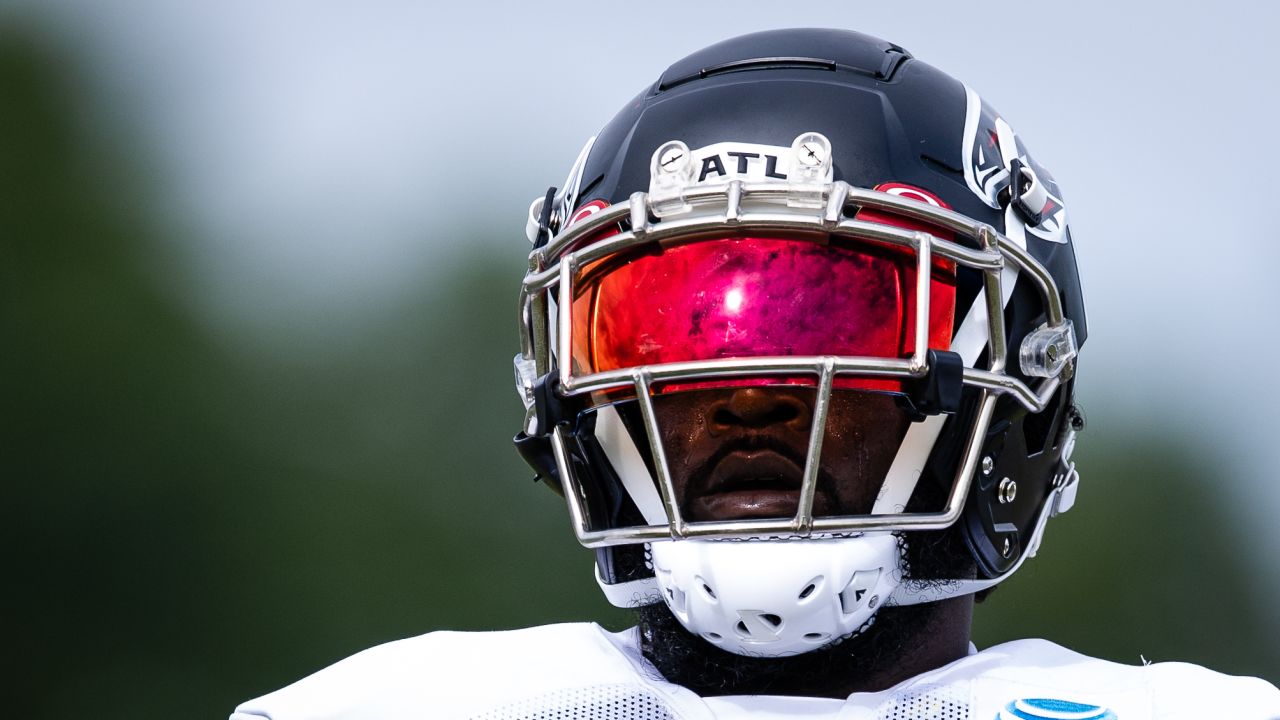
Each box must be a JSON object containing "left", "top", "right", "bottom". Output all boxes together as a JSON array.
[{"left": 996, "top": 698, "right": 1117, "bottom": 720}]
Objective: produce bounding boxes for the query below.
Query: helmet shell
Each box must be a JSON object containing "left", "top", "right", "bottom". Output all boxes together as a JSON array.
[{"left": 520, "top": 28, "right": 1088, "bottom": 600}]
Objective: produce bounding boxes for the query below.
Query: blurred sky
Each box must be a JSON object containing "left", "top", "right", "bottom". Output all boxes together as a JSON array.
[{"left": 8, "top": 0, "right": 1279, "bottom": 591}]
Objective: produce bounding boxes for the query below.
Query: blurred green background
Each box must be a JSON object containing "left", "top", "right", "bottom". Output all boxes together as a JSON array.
[{"left": 4, "top": 5, "right": 1277, "bottom": 719}]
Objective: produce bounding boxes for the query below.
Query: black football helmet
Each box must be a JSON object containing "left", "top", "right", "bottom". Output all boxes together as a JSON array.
[{"left": 513, "top": 28, "right": 1085, "bottom": 657}]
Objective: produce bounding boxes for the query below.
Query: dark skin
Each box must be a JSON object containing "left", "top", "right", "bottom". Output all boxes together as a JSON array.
[{"left": 645, "top": 385, "right": 974, "bottom": 698}]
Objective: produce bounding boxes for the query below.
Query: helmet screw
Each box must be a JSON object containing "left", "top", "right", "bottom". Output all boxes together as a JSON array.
[
  {"left": 654, "top": 140, "right": 692, "bottom": 176},
  {"left": 1069, "top": 404, "right": 1087, "bottom": 432},
  {"left": 797, "top": 142, "right": 826, "bottom": 166},
  {"left": 791, "top": 131, "right": 831, "bottom": 168},
  {"left": 981, "top": 455, "right": 994, "bottom": 476},
  {"left": 1001, "top": 537, "right": 1012, "bottom": 557},
  {"left": 997, "top": 477, "right": 1017, "bottom": 504}
]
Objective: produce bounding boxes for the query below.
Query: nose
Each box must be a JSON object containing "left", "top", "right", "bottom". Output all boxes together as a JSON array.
[{"left": 708, "top": 387, "right": 811, "bottom": 434}]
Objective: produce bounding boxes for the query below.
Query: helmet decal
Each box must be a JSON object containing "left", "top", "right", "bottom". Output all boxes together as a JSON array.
[
  {"left": 875, "top": 183, "right": 949, "bottom": 209},
  {"left": 962, "top": 85, "right": 1069, "bottom": 243},
  {"left": 567, "top": 199, "right": 610, "bottom": 228},
  {"left": 677, "top": 141, "right": 835, "bottom": 185}
]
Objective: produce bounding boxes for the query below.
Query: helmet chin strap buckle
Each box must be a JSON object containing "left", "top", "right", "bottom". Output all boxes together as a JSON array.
[
  {"left": 1009, "top": 157, "right": 1047, "bottom": 227},
  {"left": 512, "top": 373, "right": 573, "bottom": 487},
  {"left": 899, "top": 349, "right": 964, "bottom": 420},
  {"left": 531, "top": 186, "right": 558, "bottom": 249},
  {"left": 512, "top": 432, "right": 557, "bottom": 487}
]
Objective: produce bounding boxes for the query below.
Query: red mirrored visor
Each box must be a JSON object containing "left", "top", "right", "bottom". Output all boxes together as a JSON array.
[{"left": 569, "top": 236, "right": 955, "bottom": 390}]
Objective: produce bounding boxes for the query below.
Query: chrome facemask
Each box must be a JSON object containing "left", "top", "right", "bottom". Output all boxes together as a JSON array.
[{"left": 517, "top": 133, "right": 1075, "bottom": 552}]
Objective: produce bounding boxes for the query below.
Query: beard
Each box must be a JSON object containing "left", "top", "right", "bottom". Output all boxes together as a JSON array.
[
  {"left": 635, "top": 598, "right": 946, "bottom": 696},
  {"left": 633, "top": 526, "right": 980, "bottom": 697}
]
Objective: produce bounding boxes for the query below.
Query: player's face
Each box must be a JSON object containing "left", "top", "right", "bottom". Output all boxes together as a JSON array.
[{"left": 653, "top": 387, "right": 911, "bottom": 522}]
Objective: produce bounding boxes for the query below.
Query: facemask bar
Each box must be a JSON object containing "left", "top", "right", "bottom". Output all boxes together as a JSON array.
[{"left": 519, "top": 179, "right": 1070, "bottom": 549}]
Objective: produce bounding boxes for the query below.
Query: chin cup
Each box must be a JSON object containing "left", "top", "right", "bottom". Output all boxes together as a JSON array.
[{"left": 648, "top": 534, "right": 902, "bottom": 657}]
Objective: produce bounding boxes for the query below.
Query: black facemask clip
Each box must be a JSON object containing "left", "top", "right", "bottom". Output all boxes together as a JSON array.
[{"left": 898, "top": 349, "right": 964, "bottom": 420}]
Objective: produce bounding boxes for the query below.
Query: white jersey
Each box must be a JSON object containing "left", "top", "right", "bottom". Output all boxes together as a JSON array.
[{"left": 232, "top": 622, "right": 1279, "bottom": 720}]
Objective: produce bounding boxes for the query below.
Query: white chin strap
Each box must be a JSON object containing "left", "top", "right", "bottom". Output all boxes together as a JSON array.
[{"left": 647, "top": 534, "right": 902, "bottom": 658}]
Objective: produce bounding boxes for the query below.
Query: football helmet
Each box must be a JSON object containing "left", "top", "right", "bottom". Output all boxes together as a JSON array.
[{"left": 513, "top": 29, "right": 1086, "bottom": 657}]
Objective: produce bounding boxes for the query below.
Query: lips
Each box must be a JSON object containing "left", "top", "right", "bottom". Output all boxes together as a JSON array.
[{"left": 687, "top": 448, "right": 834, "bottom": 522}]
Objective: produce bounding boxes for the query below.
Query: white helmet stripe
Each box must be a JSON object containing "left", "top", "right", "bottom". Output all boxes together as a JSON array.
[
  {"left": 595, "top": 404, "right": 668, "bottom": 526},
  {"left": 873, "top": 415, "right": 947, "bottom": 514}
]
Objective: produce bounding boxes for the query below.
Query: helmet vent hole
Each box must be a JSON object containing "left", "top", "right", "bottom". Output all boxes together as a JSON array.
[
  {"left": 735, "top": 620, "right": 749, "bottom": 635},
  {"left": 798, "top": 576, "right": 824, "bottom": 600},
  {"left": 695, "top": 576, "right": 717, "bottom": 601},
  {"left": 803, "top": 632, "right": 829, "bottom": 643},
  {"left": 761, "top": 613, "right": 782, "bottom": 628},
  {"left": 702, "top": 632, "right": 723, "bottom": 642}
]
